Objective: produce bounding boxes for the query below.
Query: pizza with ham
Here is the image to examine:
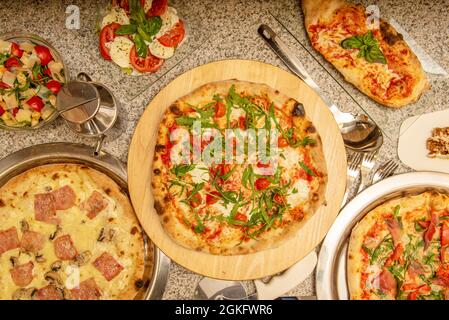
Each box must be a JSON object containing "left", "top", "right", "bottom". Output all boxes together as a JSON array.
[
  {"left": 302, "top": 0, "right": 429, "bottom": 108},
  {"left": 348, "top": 192, "right": 449, "bottom": 300},
  {"left": 152, "top": 80, "right": 327, "bottom": 255},
  {"left": 0, "top": 164, "right": 146, "bottom": 300}
]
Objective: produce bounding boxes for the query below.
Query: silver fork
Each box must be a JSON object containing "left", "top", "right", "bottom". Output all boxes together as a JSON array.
[
  {"left": 342, "top": 152, "right": 362, "bottom": 206},
  {"left": 371, "top": 159, "right": 399, "bottom": 184},
  {"left": 357, "top": 151, "right": 378, "bottom": 193}
]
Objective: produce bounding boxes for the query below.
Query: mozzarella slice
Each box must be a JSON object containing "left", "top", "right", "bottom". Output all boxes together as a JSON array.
[
  {"left": 155, "top": 7, "right": 179, "bottom": 38},
  {"left": 149, "top": 40, "right": 174, "bottom": 59},
  {"left": 108, "top": 36, "right": 134, "bottom": 68},
  {"left": 101, "top": 7, "right": 130, "bottom": 29},
  {"left": 143, "top": 0, "right": 153, "bottom": 13},
  {"left": 287, "top": 179, "right": 310, "bottom": 207}
]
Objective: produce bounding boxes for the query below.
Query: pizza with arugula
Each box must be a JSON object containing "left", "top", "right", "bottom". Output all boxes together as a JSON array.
[
  {"left": 348, "top": 192, "right": 449, "bottom": 300},
  {"left": 151, "top": 80, "right": 327, "bottom": 255}
]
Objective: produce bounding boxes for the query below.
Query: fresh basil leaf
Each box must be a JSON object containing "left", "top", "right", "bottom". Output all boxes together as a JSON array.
[
  {"left": 367, "top": 45, "right": 387, "bottom": 64},
  {"left": 116, "top": 24, "right": 137, "bottom": 35},
  {"left": 141, "top": 16, "right": 163, "bottom": 37},
  {"left": 341, "top": 31, "right": 387, "bottom": 64},
  {"left": 133, "top": 33, "right": 148, "bottom": 58},
  {"left": 137, "top": 26, "right": 152, "bottom": 42},
  {"left": 341, "top": 35, "right": 364, "bottom": 49}
]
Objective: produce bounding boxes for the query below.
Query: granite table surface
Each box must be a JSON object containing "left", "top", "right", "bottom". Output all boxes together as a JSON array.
[{"left": 0, "top": 0, "right": 448, "bottom": 299}]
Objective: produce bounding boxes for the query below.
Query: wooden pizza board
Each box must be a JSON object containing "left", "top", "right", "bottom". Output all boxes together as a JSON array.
[{"left": 128, "top": 60, "right": 347, "bottom": 280}]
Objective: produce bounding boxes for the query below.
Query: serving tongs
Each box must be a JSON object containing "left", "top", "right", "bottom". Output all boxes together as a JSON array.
[{"left": 258, "top": 24, "right": 383, "bottom": 152}]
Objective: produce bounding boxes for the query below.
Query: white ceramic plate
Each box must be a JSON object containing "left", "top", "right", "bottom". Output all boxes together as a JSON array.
[{"left": 398, "top": 108, "right": 449, "bottom": 173}]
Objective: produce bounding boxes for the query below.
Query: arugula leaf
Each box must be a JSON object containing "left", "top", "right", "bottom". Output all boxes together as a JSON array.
[
  {"left": 171, "top": 164, "right": 196, "bottom": 179},
  {"left": 299, "top": 136, "right": 316, "bottom": 147},
  {"left": 186, "top": 182, "right": 204, "bottom": 201},
  {"left": 0, "top": 53, "right": 10, "bottom": 65},
  {"left": 341, "top": 31, "right": 387, "bottom": 64},
  {"left": 116, "top": 24, "right": 137, "bottom": 35},
  {"left": 193, "top": 211, "right": 205, "bottom": 234},
  {"left": 393, "top": 205, "right": 401, "bottom": 219},
  {"left": 299, "top": 162, "right": 316, "bottom": 177}
]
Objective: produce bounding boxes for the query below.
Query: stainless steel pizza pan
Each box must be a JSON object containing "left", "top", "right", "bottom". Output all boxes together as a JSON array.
[
  {"left": 316, "top": 171, "right": 449, "bottom": 300},
  {"left": 0, "top": 142, "right": 170, "bottom": 300}
]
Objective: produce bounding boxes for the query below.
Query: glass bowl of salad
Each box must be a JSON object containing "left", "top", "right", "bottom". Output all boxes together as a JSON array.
[{"left": 0, "top": 32, "right": 68, "bottom": 130}]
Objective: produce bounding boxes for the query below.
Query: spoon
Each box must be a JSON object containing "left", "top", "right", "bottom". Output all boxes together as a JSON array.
[{"left": 258, "top": 24, "right": 383, "bottom": 153}]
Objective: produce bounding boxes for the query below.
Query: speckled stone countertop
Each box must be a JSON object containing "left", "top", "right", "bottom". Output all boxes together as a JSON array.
[{"left": 0, "top": 0, "right": 448, "bottom": 299}]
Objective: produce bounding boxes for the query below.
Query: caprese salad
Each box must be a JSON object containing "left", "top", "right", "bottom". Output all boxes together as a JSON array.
[
  {"left": 0, "top": 39, "right": 64, "bottom": 128},
  {"left": 99, "top": 0, "right": 186, "bottom": 74}
]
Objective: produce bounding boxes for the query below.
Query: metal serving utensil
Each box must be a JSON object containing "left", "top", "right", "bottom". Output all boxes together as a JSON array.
[{"left": 258, "top": 24, "right": 383, "bottom": 153}]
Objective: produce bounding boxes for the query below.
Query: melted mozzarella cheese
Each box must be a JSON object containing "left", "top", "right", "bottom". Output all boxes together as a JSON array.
[
  {"left": 287, "top": 179, "right": 310, "bottom": 207},
  {"left": 108, "top": 36, "right": 134, "bottom": 68},
  {"left": 230, "top": 107, "right": 246, "bottom": 121},
  {"left": 155, "top": 7, "right": 179, "bottom": 38},
  {"left": 279, "top": 147, "right": 301, "bottom": 168},
  {"left": 101, "top": 7, "right": 130, "bottom": 29},
  {"left": 188, "top": 164, "right": 210, "bottom": 184},
  {"left": 149, "top": 40, "right": 174, "bottom": 59},
  {"left": 211, "top": 201, "right": 232, "bottom": 217}
]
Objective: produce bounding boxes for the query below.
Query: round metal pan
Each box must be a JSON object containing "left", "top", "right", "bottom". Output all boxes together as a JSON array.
[
  {"left": 0, "top": 142, "right": 170, "bottom": 300},
  {"left": 316, "top": 171, "right": 449, "bottom": 300}
]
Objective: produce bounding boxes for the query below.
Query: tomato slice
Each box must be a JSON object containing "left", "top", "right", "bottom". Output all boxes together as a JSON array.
[
  {"left": 12, "top": 107, "right": 19, "bottom": 117},
  {"left": 255, "top": 178, "right": 271, "bottom": 190},
  {"left": 0, "top": 81, "right": 11, "bottom": 89},
  {"left": 0, "top": 105, "right": 5, "bottom": 116},
  {"left": 206, "top": 191, "right": 221, "bottom": 205},
  {"left": 99, "top": 23, "right": 121, "bottom": 61},
  {"left": 442, "top": 220, "right": 449, "bottom": 247},
  {"left": 5, "top": 57, "right": 21, "bottom": 70},
  {"left": 213, "top": 101, "right": 226, "bottom": 118},
  {"left": 34, "top": 45, "right": 53, "bottom": 66},
  {"left": 113, "top": 0, "right": 145, "bottom": 14},
  {"left": 157, "top": 20, "right": 185, "bottom": 47},
  {"left": 130, "top": 46, "right": 164, "bottom": 73},
  {"left": 273, "top": 194, "right": 284, "bottom": 204},
  {"left": 11, "top": 42, "right": 23, "bottom": 58},
  {"left": 26, "top": 96, "right": 45, "bottom": 112},
  {"left": 146, "top": 0, "right": 167, "bottom": 16},
  {"left": 46, "top": 80, "right": 62, "bottom": 95},
  {"left": 238, "top": 116, "right": 246, "bottom": 130},
  {"left": 278, "top": 137, "right": 289, "bottom": 148},
  {"left": 235, "top": 213, "right": 247, "bottom": 222},
  {"left": 189, "top": 193, "right": 202, "bottom": 208}
]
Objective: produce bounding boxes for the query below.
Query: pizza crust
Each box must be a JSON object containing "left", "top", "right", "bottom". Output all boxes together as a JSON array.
[{"left": 152, "top": 80, "right": 328, "bottom": 255}]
